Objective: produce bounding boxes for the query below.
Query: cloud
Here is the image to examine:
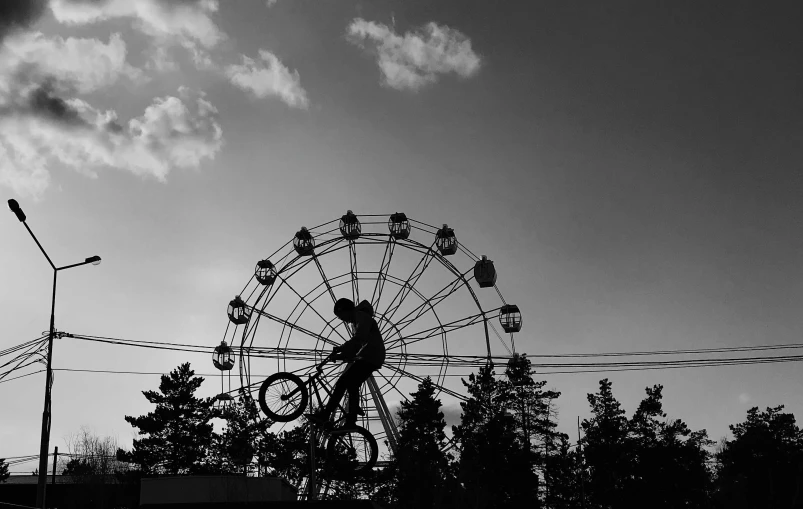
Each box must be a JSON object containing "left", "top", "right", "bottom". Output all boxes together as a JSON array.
[
  {"left": 347, "top": 18, "right": 481, "bottom": 91},
  {"left": 0, "top": 31, "right": 143, "bottom": 97},
  {"left": 225, "top": 50, "right": 309, "bottom": 108},
  {"left": 265, "top": 0, "right": 278, "bottom": 7},
  {"left": 50, "top": 0, "right": 224, "bottom": 47},
  {"left": 442, "top": 403, "right": 463, "bottom": 427},
  {"left": 0, "top": 86, "right": 223, "bottom": 198},
  {"left": 145, "top": 46, "right": 180, "bottom": 73},
  {"left": 49, "top": 0, "right": 225, "bottom": 70},
  {"left": 47, "top": 1, "right": 309, "bottom": 104},
  {"left": 738, "top": 393, "right": 751, "bottom": 404},
  {"left": 0, "top": 0, "right": 48, "bottom": 42}
]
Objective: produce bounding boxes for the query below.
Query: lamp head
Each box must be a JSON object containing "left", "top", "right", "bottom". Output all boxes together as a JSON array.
[
  {"left": 7, "top": 199, "right": 26, "bottom": 222},
  {"left": 86, "top": 256, "right": 101, "bottom": 266}
]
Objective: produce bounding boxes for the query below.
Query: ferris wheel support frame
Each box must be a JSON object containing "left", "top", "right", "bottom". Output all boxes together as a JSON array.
[{"left": 367, "top": 374, "right": 399, "bottom": 454}]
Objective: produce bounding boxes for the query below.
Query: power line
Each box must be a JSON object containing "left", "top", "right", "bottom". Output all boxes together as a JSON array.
[
  {"left": 0, "top": 332, "right": 799, "bottom": 386},
  {"left": 52, "top": 368, "right": 240, "bottom": 377},
  {"left": 0, "top": 336, "right": 46, "bottom": 358},
  {"left": 6, "top": 357, "right": 803, "bottom": 384},
  {"left": 65, "top": 332, "right": 803, "bottom": 360},
  {"left": 0, "top": 369, "right": 44, "bottom": 384}
]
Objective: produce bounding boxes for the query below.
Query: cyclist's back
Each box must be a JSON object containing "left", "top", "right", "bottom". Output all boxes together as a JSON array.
[{"left": 340, "top": 300, "right": 385, "bottom": 369}]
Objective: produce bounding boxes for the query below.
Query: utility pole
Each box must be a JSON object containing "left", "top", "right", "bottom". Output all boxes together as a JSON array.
[
  {"left": 7, "top": 199, "right": 101, "bottom": 509},
  {"left": 52, "top": 447, "right": 58, "bottom": 485}
]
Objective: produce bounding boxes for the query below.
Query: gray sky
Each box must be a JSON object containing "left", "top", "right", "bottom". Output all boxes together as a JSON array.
[{"left": 2, "top": 0, "right": 802, "bottom": 471}]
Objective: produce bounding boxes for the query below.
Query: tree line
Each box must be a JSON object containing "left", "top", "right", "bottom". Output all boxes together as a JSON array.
[{"left": 2, "top": 357, "right": 802, "bottom": 508}]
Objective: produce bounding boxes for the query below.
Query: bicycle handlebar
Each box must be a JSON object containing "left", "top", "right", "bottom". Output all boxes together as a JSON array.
[
  {"left": 316, "top": 349, "right": 356, "bottom": 372},
  {"left": 316, "top": 351, "right": 337, "bottom": 373}
]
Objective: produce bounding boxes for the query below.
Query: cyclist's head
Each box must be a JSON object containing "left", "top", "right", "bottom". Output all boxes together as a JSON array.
[{"left": 334, "top": 298, "right": 356, "bottom": 323}]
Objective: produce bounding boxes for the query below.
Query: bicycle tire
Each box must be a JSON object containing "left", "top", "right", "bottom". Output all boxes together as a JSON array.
[
  {"left": 325, "top": 425, "right": 378, "bottom": 478},
  {"left": 258, "top": 372, "right": 308, "bottom": 421}
]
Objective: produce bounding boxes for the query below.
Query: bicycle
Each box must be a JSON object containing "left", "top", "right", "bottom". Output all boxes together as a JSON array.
[{"left": 258, "top": 352, "right": 379, "bottom": 478}]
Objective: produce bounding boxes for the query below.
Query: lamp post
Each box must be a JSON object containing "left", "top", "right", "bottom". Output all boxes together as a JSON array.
[{"left": 7, "top": 199, "right": 101, "bottom": 509}]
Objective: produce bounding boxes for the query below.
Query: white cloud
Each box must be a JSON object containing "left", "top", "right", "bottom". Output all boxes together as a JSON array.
[
  {"left": 225, "top": 50, "right": 309, "bottom": 108},
  {"left": 265, "top": 0, "right": 278, "bottom": 7},
  {"left": 47, "top": 1, "right": 310, "bottom": 103},
  {"left": 145, "top": 46, "right": 179, "bottom": 72},
  {"left": 49, "top": 0, "right": 225, "bottom": 70},
  {"left": 738, "top": 393, "right": 751, "bottom": 404},
  {"left": 0, "top": 31, "right": 143, "bottom": 96},
  {"left": 347, "top": 18, "right": 482, "bottom": 91},
  {"left": 0, "top": 87, "right": 223, "bottom": 198},
  {"left": 50, "top": 0, "right": 224, "bottom": 47},
  {"left": 0, "top": 138, "right": 51, "bottom": 199}
]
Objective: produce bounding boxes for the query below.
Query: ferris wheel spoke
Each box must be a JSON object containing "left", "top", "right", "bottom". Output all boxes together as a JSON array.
[
  {"left": 276, "top": 238, "right": 348, "bottom": 281},
  {"left": 387, "top": 310, "right": 489, "bottom": 350},
  {"left": 312, "top": 256, "right": 353, "bottom": 337},
  {"left": 370, "top": 238, "right": 396, "bottom": 310},
  {"left": 378, "top": 241, "right": 437, "bottom": 330},
  {"left": 313, "top": 257, "right": 338, "bottom": 305},
  {"left": 348, "top": 241, "right": 360, "bottom": 305},
  {"left": 275, "top": 275, "right": 349, "bottom": 343},
  {"left": 382, "top": 363, "right": 467, "bottom": 402},
  {"left": 382, "top": 266, "right": 474, "bottom": 338},
  {"left": 374, "top": 368, "right": 409, "bottom": 402},
  {"left": 243, "top": 280, "right": 287, "bottom": 348},
  {"left": 247, "top": 307, "right": 340, "bottom": 348}
]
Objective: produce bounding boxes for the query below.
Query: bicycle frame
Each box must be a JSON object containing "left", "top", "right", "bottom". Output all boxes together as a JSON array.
[{"left": 291, "top": 353, "right": 354, "bottom": 426}]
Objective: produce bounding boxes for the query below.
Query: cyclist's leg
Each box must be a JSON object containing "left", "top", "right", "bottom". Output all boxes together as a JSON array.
[
  {"left": 319, "top": 376, "right": 348, "bottom": 419},
  {"left": 320, "top": 364, "right": 363, "bottom": 419},
  {"left": 345, "top": 362, "right": 375, "bottom": 425}
]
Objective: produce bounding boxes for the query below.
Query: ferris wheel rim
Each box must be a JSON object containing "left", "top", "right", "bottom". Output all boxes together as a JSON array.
[
  {"left": 222, "top": 212, "right": 520, "bottom": 466},
  {"left": 235, "top": 230, "right": 495, "bottom": 398}
]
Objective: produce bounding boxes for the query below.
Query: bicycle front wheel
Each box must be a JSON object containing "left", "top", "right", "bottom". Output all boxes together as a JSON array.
[
  {"left": 258, "top": 372, "right": 308, "bottom": 422},
  {"left": 325, "top": 426, "right": 378, "bottom": 478}
]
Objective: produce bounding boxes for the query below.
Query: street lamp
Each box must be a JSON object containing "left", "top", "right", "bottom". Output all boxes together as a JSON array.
[{"left": 7, "top": 199, "right": 101, "bottom": 509}]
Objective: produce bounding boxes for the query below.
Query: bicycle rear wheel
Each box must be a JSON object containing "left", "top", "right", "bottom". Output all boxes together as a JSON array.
[
  {"left": 325, "top": 426, "right": 378, "bottom": 478},
  {"left": 258, "top": 372, "right": 308, "bottom": 421}
]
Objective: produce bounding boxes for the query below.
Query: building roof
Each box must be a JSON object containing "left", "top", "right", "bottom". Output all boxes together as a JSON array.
[{"left": 2, "top": 475, "right": 119, "bottom": 485}]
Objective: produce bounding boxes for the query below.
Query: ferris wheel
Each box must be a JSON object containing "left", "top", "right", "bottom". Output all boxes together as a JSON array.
[{"left": 217, "top": 211, "right": 522, "bottom": 457}]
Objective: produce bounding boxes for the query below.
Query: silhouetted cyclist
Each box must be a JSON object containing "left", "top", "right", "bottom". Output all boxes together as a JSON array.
[{"left": 308, "top": 298, "right": 386, "bottom": 429}]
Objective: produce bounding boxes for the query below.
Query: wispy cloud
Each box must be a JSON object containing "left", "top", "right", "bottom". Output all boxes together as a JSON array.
[
  {"left": 738, "top": 393, "right": 751, "bottom": 404},
  {"left": 225, "top": 50, "right": 309, "bottom": 108},
  {"left": 0, "top": 31, "right": 143, "bottom": 97},
  {"left": 49, "top": 0, "right": 225, "bottom": 72},
  {"left": 50, "top": 0, "right": 225, "bottom": 48},
  {"left": 49, "top": 0, "right": 308, "bottom": 105},
  {"left": 347, "top": 18, "right": 482, "bottom": 91},
  {"left": 0, "top": 86, "right": 223, "bottom": 198}
]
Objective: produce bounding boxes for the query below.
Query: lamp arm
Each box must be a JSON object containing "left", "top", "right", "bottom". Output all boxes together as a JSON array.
[{"left": 22, "top": 222, "right": 56, "bottom": 270}]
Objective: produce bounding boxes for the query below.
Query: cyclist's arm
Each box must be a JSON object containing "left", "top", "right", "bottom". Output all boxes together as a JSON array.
[{"left": 336, "top": 313, "right": 371, "bottom": 358}]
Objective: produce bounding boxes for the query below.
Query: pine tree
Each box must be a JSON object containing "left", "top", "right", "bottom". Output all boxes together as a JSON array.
[
  {"left": 715, "top": 405, "right": 803, "bottom": 508},
  {"left": 118, "top": 363, "right": 216, "bottom": 475},
  {"left": 378, "top": 377, "right": 457, "bottom": 509},
  {"left": 505, "top": 353, "right": 562, "bottom": 501},
  {"left": 257, "top": 423, "right": 313, "bottom": 487},
  {"left": 626, "top": 384, "right": 713, "bottom": 508},
  {"left": 207, "top": 390, "right": 268, "bottom": 474},
  {"left": 581, "top": 379, "right": 631, "bottom": 509},
  {"left": 453, "top": 363, "right": 539, "bottom": 509},
  {"left": 542, "top": 434, "right": 585, "bottom": 509}
]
